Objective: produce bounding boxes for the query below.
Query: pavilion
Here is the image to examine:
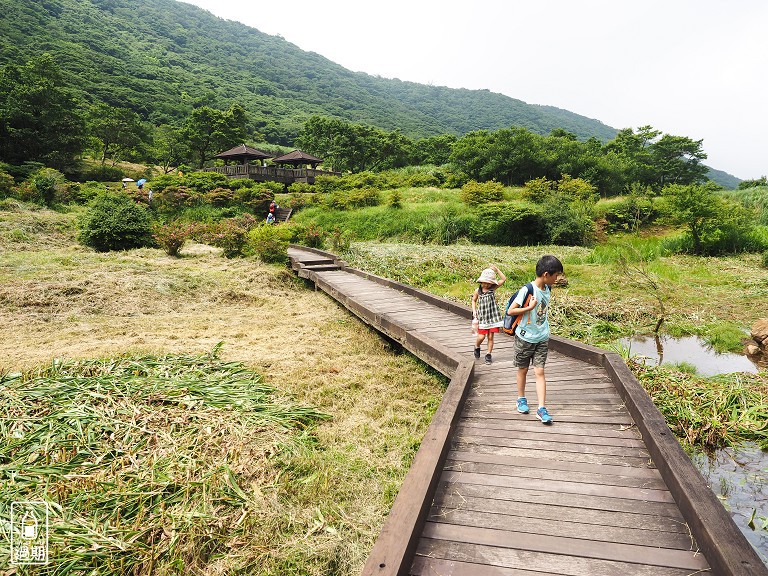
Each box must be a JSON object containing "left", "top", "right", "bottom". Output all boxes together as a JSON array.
[
  {"left": 214, "top": 144, "right": 273, "bottom": 165},
  {"left": 271, "top": 150, "right": 324, "bottom": 169}
]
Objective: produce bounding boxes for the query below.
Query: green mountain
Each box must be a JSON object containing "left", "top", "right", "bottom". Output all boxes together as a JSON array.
[
  {"left": 0, "top": 0, "right": 618, "bottom": 145},
  {"left": 706, "top": 166, "right": 741, "bottom": 190}
]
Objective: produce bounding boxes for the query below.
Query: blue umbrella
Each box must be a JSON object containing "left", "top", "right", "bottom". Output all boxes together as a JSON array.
[{"left": 136, "top": 178, "right": 147, "bottom": 187}]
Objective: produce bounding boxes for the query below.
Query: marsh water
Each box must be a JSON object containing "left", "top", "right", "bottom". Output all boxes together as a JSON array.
[
  {"left": 692, "top": 444, "right": 768, "bottom": 565},
  {"left": 620, "top": 334, "right": 767, "bottom": 564},
  {"left": 622, "top": 334, "right": 762, "bottom": 376}
]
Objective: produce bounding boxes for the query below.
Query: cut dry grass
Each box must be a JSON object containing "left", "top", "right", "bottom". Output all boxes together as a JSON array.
[{"left": 0, "top": 206, "right": 446, "bottom": 574}]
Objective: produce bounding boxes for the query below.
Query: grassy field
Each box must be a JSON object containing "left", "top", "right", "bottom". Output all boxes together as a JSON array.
[{"left": 0, "top": 203, "right": 446, "bottom": 574}]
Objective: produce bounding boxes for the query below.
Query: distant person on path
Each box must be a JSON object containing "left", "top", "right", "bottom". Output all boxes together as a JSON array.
[
  {"left": 266, "top": 212, "right": 275, "bottom": 224},
  {"left": 268, "top": 200, "right": 278, "bottom": 216},
  {"left": 505, "top": 255, "right": 564, "bottom": 424},
  {"left": 471, "top": 265, "right": 506, "bottom": 364}
]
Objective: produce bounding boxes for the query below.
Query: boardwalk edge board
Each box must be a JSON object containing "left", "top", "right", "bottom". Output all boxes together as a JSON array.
[{"left": 288, "top": 246, "right": 768, "bottom": 576}]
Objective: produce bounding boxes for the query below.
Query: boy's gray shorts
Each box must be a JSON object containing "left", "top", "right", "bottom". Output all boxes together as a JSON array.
[{"left": 513, "top": 336, "right": 548, "bottom": 368}]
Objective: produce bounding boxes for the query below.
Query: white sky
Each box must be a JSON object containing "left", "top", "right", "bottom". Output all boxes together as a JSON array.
[{"left": 182, "top": 0, "right": 768, "bottom": 180}]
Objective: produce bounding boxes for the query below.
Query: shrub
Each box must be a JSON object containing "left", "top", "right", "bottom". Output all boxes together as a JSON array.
[
  {"left": 287, "top": 182, "right": 315, "bottom": 194},
  {"left": 70, "top": 181, "right": 106, "bottom": 204},
  {"left": 313, "top": 175, "right": 342, "bottom": 194},
  {"left": 761, "top": 251, "right": 768, "bottom": 269},
  {"left": 284, "top": 191, "right": 318, "bottom": 211},
  {"left": 183, "top": 171, "right": 230, "bottom": 193},
  {"left": 153, "top": 221, "right": 197, "bottom": 257},
  {"left": 329, "top": 227, "right": 352, "bottom": 253},
  {"left": 0, "top": 170, "right": 15, "bottom": 198},
  {"left": 71, "top": 164, "right": 124, "bottom": 182},
  {"left": 596, "top": 193, "right": 657, "bottom": 233},
  {"left": 662, "top": 184, "right": 761, "bottom": 255},
  {"left": 234, "top": 186, "right": 273, "bottom": 213},
  {"left": 150, "top": 174, "right": 184, "bottom": 192},
  {"left": 289, "top": 222, "right": 325, "bottom": 248},
  {"left": 326, "top": 188, "right": 380, "bottom": 210},
  {"left": 460, "top": 180, "right": 504, "bottom": 206},
  {"left": 469, "top": 204, "right": 545, "bottom": 245},
  {"left": 248, "top": 224, "right": 292, "bottom": 263},
  {"left": 541, "top": 192, "right": 596, "bottom": 246},
  {"left": 522, "top": 177, "right": 555, "bottom": 201},
  {"left": 200, "top": 218, "right": 249, "bottom": 258},
  {"left": 204, "top": 187, "right": 237, "bottom": 207},
  {"left": 153, "top": 186, "right": 204, "bottom": 214},
  {"left": 27, "top": 168, "right": 67, "bottom": 206},
  {"left": 556, "top": 174, "right": 599, "bottom": 203},
  {"left": 78, "top": 193, "right": 153, "bottom": 251},
  {"left": 388, "top": 190, "right": 402, "bottom": 208}
]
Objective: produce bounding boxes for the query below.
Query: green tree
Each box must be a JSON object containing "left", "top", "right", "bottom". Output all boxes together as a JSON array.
[
  {"left": 660, "top": 183, "right": 757, "bottom": 255},
  {"left": 603, "top": 125, "right": 659, "bottom": 188},
  {"left": 88, "top": 104, "right": 149, "bottom": 166},
  {"left": 0, "top": 54, "right": 87, "bottom": 169},
  {"left": 183, "top": 105, "right": 248, "bottom": 168},
  {"left": 150, "top": 124, "right": 188, "bottom": 174},
  {"left": 737, "top": 176, "right": 767, "bottom": 190},
  {"left": 652, "top": 134, "right": 708, "bottom": 188},
  {"left": 414, "top": 134, "right": 457, "bottom": 166}
]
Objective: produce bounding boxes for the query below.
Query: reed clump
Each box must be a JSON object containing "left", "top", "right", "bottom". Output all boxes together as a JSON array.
[{"left": 628, "top": 359, "right": 768, "bottom": 451}]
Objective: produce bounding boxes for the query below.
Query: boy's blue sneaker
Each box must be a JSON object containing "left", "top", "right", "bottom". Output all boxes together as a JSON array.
[
  {"left": 536, "top": 406, "right": 553, "bottom": 424},
  {"left": 516, "top": 397, "right": 529, "bottom": 414}
]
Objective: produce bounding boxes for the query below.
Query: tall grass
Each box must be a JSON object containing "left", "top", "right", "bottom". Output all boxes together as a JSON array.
[{"left": 725, "top": 187, "right": 768, "bottom": 225}]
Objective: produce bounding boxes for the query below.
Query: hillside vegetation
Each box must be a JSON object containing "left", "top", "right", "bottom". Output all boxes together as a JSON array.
[{"left": 0, "top": 0, "right": 616, "bottom": 144}]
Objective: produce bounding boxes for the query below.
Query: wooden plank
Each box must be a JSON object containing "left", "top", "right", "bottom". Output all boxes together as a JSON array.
[
  {"left": 428, "top": 508, "right": 697, "bottom": 550},
  {"left": 453, "top": 424, "right": 646, "bottom": 448},
  {"left": 421, "top": 523, "right": 709, "bottom": 570},
  {"left": 442, "top": 459, "right": 668, "bottom": 491},
  {"left": 431, "top": 492, "right": 690, "bottom": 534},
  {"left": 449, "top": 443, "right": 653, "bottom": 468},
  {"left": 413, "top": 539, "right": 703, "bottom": 576},
  {"left": 441, "top": 470, "right": 674, "bottom": 503},
  {"left": 452, "top": 434, "right": 650, "bottom": 458},
  {"left": 457, "top": 418, "right": 641, "bottom": 440},
  {"left": 436, "top": 479, "right": 684, "bottom": 518}
]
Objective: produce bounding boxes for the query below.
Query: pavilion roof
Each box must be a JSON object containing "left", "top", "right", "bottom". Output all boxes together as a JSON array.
[
  {"left": 272, "top": 150, "right": 323, "bottom": 165},
  {"left": 215, "top": 144, "right": 273, "bottom": 160}
]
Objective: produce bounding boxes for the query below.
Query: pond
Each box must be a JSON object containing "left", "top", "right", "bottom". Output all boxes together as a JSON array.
[
  {"left": 692, "top": 443, "right": 768, "bottom": 565},
  {"left": 621, "top": 334, "right": 763, "bottom": 376},
  {"left": 622, "top": 334, "right": 768, "bottom": 564}
]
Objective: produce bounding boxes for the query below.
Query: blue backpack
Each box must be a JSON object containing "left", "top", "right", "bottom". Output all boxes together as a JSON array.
[{"left": 502, "top": 283, "right": 534, "bottom": 336}]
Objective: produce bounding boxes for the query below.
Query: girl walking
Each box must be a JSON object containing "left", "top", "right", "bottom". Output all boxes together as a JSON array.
[{"left": 471, "top": 265, "right": 506, "bottom": 364}]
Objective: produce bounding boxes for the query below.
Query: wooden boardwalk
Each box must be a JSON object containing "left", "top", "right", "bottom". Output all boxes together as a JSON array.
[{"left": 288, "top": 246, "right": 768, "bottom": 576}]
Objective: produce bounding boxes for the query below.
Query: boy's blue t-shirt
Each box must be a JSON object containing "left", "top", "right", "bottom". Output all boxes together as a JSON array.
[{"left": 512, "top": 283, "right": 551, "bottom": 344}]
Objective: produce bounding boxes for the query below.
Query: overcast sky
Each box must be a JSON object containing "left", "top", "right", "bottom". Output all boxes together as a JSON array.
[{"left": 182, "top": 0, "right": 767, "bottom": 180}]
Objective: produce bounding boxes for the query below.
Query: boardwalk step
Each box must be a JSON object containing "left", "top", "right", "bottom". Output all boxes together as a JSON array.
[
  {"left": 274, "top": 207, "right": 292, "bottom": 222},
  {"left": 302, "top": 264, "right": 339, "bottom": 272}
]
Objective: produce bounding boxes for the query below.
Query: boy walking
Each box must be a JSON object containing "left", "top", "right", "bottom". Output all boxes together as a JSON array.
[{"left": 505, "top": 255, "right": 564, "bottom": 424}]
